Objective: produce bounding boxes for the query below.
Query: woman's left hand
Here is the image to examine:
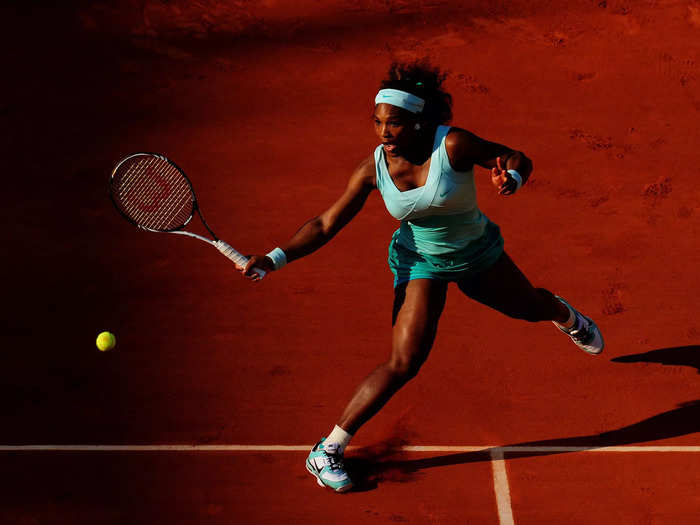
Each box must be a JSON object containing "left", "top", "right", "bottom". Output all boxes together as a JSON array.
[{"left": 490, "top": 156, "right": 518, "bottom": 196}]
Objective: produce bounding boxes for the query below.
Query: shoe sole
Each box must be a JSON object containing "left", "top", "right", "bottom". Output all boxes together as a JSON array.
[{"left": 305, "top": 460, "right": 353, "bottom": 493}]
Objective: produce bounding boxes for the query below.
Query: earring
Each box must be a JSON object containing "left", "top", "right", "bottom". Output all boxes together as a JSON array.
[{"left": 414, "top": 123, "right": 421, "bottom": 130}]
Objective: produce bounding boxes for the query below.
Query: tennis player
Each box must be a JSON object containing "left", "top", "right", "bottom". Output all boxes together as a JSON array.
[{"left": 241, "top": 61, "right": 604, "bottom": 493}]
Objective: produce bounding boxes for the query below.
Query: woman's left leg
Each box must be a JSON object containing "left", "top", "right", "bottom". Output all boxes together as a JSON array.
[
  {"left": 456, "top": 251, "right": 570, "bottom": 323},
  {"left": 456, "top": 250, "right": 604, "bottom": 354}
]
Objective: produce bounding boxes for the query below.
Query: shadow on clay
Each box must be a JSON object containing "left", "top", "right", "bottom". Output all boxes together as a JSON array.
[
  {"left": 346, "top": 345, "right": 700, "bottom": 491},
  {"left": 611, "top": 345, "right": 700, "bottom": 374}
]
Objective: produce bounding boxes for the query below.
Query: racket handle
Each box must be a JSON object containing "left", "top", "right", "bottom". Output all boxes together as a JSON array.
[{"left": 214, "top": 240, "right": 266, "bottom": 278}]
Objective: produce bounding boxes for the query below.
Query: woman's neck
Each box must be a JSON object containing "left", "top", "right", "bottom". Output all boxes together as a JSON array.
[{"left": 396, "top": 125, "right": 438, "bottom": 165}]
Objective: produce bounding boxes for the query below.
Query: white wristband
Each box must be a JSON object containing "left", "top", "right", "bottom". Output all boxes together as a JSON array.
[
  {"left": 265, "top": 247, "right": 287, "bottom": 270},
  {"left": 507, "top": 169, "right": 523, "bottom": 192}
]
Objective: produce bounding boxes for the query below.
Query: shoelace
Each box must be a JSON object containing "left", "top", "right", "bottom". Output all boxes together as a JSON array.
[
  {"left": 321, "top": 447, "right": 345, "bottom": 471},
  {"left": 569, "top": 316, "right": 593, "bottom": 343}
]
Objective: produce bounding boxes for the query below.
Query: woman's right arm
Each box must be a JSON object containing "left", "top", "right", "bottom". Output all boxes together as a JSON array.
[{"left": 241, "top": 155, "right": 376, "bottom": 279}]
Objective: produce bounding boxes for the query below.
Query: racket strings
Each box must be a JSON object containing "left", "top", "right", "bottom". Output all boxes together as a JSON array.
[
  {"left": 112, "top": 155, "right": 194, "bottom": 231},
  {"left": 127, "top": 158, "right": 189, "bottom": 227},
  {"left": 122, "top": 166, "right": 189, "bottom": 229}
]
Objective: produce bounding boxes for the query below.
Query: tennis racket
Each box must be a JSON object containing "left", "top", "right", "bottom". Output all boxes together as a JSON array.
[{"left": 109, "top": 152, "right": 265, "bottom": 278}]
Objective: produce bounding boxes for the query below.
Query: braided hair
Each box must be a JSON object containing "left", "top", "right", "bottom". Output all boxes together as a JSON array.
[{"left": 379, "top": 60, "right": 453, "bottom": 126}]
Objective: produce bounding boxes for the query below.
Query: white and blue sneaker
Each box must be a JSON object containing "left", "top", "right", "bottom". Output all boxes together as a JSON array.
[
  {"left": 553, "top": 296, "right": 604, "bottom": 355},
  {"left": 305, "top": 438, "right": 353, "bottom": 493}
]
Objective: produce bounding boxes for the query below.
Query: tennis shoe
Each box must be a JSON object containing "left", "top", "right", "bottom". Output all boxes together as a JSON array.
[
  {"left": 553, "top": 296, "right": 604, "bottom": 355},
  {"left": 305, "top": 438, "right": 353, "bottom": 493}
]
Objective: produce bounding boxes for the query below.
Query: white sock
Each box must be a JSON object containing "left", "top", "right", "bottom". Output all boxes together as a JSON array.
[{"left": 325, "top": 425, "right": 353, "bottom": 455}]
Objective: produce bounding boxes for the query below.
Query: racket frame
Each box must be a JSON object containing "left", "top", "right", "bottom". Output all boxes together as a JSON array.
[{"left": 109, "top": 152, "right": 265, "bottom": 277}]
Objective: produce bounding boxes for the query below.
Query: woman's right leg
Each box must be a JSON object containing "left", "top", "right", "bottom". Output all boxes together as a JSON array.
[
  {"left": 336, "top": 278, "right": 448, "bottom": 434},
  {"left": 306, "top": 279, "right": 448, "bottom": 492}
]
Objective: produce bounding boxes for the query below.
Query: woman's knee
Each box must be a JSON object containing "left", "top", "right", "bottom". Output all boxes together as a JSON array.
[
  {"left": 387, "top": 331, "right": 431, "bottom": 381},
  {"left": 388, "top": 279, "right": 446, "bottom": 381},
  {"left": 386, "top": 352, "right": 425, "bottom": 381}
]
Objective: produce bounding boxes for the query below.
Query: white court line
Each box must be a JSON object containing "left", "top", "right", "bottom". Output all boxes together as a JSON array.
[
  {"left": 490, "top": 448, "right": 515, "bottom": 525},
  {"left": 0, "top": 445, "right": 311, "bottom": 452},
  {"left": 1, "top": 445, "right": 700, "bottom": 452},
  {"left": 403, "top": 445, "right": 700, "bottom": 453}
]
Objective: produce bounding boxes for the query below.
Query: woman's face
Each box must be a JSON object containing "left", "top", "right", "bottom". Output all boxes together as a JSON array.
[{"left": 373, "top": 103, "right": 418, "bottom": 156}]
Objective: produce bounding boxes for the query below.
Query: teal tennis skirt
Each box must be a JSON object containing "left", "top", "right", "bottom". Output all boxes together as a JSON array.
[{"left": 388, "top": 220, "right": 504, "bottom": 287}]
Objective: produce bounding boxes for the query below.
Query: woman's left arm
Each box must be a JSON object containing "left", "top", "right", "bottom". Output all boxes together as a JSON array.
[{"left": 445, "top": 128, "right": 533, "bottom": 196}]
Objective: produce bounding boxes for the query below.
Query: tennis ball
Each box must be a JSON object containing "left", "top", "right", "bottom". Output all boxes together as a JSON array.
[{"left": 96, "top": 331, "right": 116, "bottom": 352}]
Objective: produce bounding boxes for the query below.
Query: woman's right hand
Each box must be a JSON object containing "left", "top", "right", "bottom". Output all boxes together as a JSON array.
[{"left": 240, "top": 255, "right": 275, "bottom": 282}]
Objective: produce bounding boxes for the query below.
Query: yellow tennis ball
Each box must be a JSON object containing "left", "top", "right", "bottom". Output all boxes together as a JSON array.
[{"left": 96, "top": 331, "right": 116, "bottom": 352}]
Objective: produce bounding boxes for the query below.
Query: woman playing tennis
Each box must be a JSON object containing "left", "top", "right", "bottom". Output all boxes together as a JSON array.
[{"left": 241, "top": 61, "right": 604, "bottom": 493}]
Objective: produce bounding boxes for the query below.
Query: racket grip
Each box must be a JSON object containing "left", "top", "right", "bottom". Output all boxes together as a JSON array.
[{"left": 214, "top": 240, "right": 266, "bottom": 278}]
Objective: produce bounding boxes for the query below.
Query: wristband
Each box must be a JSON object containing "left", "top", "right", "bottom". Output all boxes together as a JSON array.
[
  {"left": 265, "top": 247, "right": 287, "bottom": 270},
  {"left": 507, "top": 169, "right": 523, "bottom": 192}
]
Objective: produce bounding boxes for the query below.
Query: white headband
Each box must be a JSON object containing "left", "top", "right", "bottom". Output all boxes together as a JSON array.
[{"left": 375, "top": 88, "right": 425, "bottom": 113}]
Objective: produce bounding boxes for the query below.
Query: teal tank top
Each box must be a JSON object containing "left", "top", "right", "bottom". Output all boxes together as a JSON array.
[{"left": 374, "top": 125, "right": 488, "bottom": 255}]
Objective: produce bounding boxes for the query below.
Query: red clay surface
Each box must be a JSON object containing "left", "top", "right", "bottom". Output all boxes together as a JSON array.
[
  {"left": 507, "top": 452, "right": 700, "bottom": 524},
  {"left": 3, "top": 1, "right": 700, "bottom": 523},
  {"left": 0, "top": 451, "right": 500, "bottom": 524}
]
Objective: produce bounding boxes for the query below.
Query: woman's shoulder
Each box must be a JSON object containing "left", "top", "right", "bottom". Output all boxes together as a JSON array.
[
  {"left": 444, "top": 126, "right": 472, "bottom": 148},
  {"left": 443, "top": 126, "right": 479, "bottom": 172},
  {"left": 357, "top": 153, "right": 376, "bottom": 173},
  {"left": 350, "top": 154, "right": 378, "bottom": 189}
]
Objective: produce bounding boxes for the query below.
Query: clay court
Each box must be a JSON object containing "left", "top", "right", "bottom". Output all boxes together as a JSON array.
[{"left": 3, "top": 1, "right": 700, "bottom": 523}]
